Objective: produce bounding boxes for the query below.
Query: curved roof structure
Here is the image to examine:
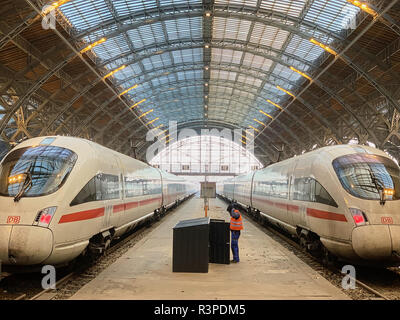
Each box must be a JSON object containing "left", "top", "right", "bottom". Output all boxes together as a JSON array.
[{"left": 0, "top": 0, "right": 400, "bottom": 165}]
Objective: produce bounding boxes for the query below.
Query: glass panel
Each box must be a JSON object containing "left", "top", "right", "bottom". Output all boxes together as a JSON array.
[
  {"left": 313, "top": 179, "right": 337, "bottom": 207},
  {"left": 71, "top": 176, "right": 97, "bottom": 206},
  {"left": 333, "top": 154, "right": 400, "bottom": 201},
  {"left": 292, "top": 177, "right": 312, "bottom": 201},
  {"left": 0, "top": 146, "right": 77, "bottom": 198},
  {"left": 101, "top": 174, "right": 120, "bottom": 200}
]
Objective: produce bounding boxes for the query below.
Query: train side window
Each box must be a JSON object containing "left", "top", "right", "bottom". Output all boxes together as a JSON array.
[
  {"left": 312, "top": 180, "right": 338, "bottom": 207},
  {"left": 120, "top": 174, "right": 124, "bottom": 199},
  {"left": 124, "top": 177, "right": 143, "bottom": 198},
  {"left": 101, "top": 174, "right": 120, "bottom": 200},
  {"left": 143, "top": 180, "right": 149, "bottom": 195},
  {"left": 292, "top": 177, "right": 312, "bottom": 201},
  {"left": 70, "top": 176, "right": 97, "bottom": 206}
]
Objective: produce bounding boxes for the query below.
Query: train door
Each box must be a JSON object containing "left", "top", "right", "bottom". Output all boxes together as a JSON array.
[
  {"left": 278, "top": 164, "right": 293, "bottom": 226},
  {"left": 101, "top": 154, "right": 124, "bottom": 231},
  {"left": 296, "top": 203, "right": 308, "bottom": 229},
  {"left": 102, "top": 203, "right": 113, "bottom": 230},
  {"left": 157, "top": 169, "right": 166, "bottom": 207},
  {"left": 291, "top": 158, "right": 311, "bottom": 229}
]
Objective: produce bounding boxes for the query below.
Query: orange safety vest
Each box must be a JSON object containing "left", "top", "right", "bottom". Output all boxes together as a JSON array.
[{"left": 230, "top": 210, "right": 243, "bottom": 231}]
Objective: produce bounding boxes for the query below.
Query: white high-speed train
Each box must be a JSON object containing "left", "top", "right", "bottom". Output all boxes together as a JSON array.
[
  {"left": 218, "top": 144, "right": 400, "bottom": 266},
  {"left": 0, "top": 136, "right": 196, "bottom": 268}
]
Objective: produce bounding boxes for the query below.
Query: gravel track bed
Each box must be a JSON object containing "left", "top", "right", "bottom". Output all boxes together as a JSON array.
[
  {"left": 0, "top": 202, "right": 184, "bottom": 300},
  {"left": 3, "top": 195, "right": 400, "bottom": 300},
  {"left": 230, "top": 197, "right": 398, "bottom": 301}
]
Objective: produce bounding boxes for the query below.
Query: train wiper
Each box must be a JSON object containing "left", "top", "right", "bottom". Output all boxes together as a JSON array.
[
  {"left": 14, "top": 164, "right": 33, "bottom": 202},
  {"left": 368, "top": 171, "right": 388, "bottom": 205},
  {"left": 353, "top": 171, "right": 386, "bottom": 205}
]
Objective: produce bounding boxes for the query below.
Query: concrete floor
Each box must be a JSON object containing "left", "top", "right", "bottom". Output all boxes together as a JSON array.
[{"left": 70, "top": 196, "right": 350, "bottom": 300}]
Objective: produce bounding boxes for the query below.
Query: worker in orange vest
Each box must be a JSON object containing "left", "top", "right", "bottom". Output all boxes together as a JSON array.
[{"left": 229, "top": 204, "right": 243, "bottom": 263}]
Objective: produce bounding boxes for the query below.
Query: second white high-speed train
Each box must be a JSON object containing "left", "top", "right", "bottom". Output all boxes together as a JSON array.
[
  {"left": 0, "top": 136, "right": 196, "bottom": 268},
  {"left": 218, "top": 144, "right": 400, "bottom": 266}
]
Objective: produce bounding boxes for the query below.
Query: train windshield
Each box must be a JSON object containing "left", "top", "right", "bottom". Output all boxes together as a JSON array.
[
  {"left": 0, "top": 145, "right": 77, "bottom": 198},
  {"left": 333, "top": 153, "right": 400, "bottom": 201}
]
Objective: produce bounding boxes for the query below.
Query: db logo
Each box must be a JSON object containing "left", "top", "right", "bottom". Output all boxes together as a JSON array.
[
  {"left": 6, "top": 216, "right": 20, "bottom": 224},
  {"left": 381, "top": 217, "right": 393, "bottom": 224}
]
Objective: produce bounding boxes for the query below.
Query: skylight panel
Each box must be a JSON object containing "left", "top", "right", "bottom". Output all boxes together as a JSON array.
[
  {"left": 285, "top": 34, "right": 325, "bottom": 65},
  {"left": 211, "top": 86, "right": 233, "bottom": 96},
  {"left": 259, "top": 0, "right": 307, "bottom": 18},
  {"left": 137, "top": 23, "right": 166, "bottom": 47},
  {"left": 172, "top": 49, "right": 202, "bottom": 64},
  {"left": 249, "top": 23, "right": 290, "bottom": 50},
  {"left": 165, "top": 17, "right": 202, "bottom": 40},
  {"left": 211, "top": 48, "right": 243, "bottom": 64},
  {"left": 111, "top": 0, "right": 158, "bottom": 13},
  {"left": 94, "top": 34, "right": 130, "bottom": 63},
  {"left": 242, "top": 52, "right": 273, "bottom": 71},
  {"left": 210, "top": 70, "right": 237, "bottom": 81},
  {"left": 127, "top": 29, "right": 145, "bottom": 50},
  {"left": 233, "top": 89, "right": 255, "bottom": 101},
  {"left": 142, "top": 57, "right": 156, "bottom": 71},
  {"left": 272, "top": 65, "right": 301, "bottom": 86},
  {"left": 303, "top": 0, "right": 359, "bottom": 33},
  {"left": 60, "top": 0, "right": 113, "bottom": 31},
  {"left": 213, "top": 17, "right": 251, "bottom": 42},
  {"left": 237, "top": 74, "right": 262, "bottom": 88}
]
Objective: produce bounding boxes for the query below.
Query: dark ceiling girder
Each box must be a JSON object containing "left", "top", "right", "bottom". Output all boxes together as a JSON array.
[
  {"left": 91, "top": 62, "right": 345, "bottom": 144},
  {"left": 89, "top": 78, "right": 325, "bottom": 149},
  {"left": 88, "top": 87, "right": 322, "bottom": 150},
  {"left": 103, "top": 92, "right": 323, "bottom": 159},
  {"left": 100, "top": 77, "right": 329, "bottom": 138},
  {"left": 88, "top": 39, "right": 378, "bottom": 142},
  {"left": 25, "top": 0, "right": 152, "bottom": 137},
  {"left": 80, "top": 6, "right": 400, "bottom": 124},
  {"left": 203, "top": 0, "right": 213, "bottom": 125},
  {"left": 0, "top": 0, "right": 396, "bottom": 165},
  {"left": 0, "top": 6, "right": 40, "bottom": 50},
  {"left": 250, "top": 0, "right": 400, "bottom": 151},
  {"left": 0, "top": 40, "right": 76, "bottom": 134},
  {"left": 74, "top": 3, "right": 342, "bottom": 45}
]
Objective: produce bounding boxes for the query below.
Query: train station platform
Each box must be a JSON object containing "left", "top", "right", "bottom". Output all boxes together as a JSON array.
[{"left": 70, "top": 196, "right": 350, "bottom": 300}]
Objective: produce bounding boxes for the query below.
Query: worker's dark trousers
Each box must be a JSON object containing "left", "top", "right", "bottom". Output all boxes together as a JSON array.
[{"left": 231, "top": 230, "right": 241, "bottom": 262}]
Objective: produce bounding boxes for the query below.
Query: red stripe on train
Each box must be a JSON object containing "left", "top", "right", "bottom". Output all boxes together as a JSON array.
[
  {"left": 274, "top": 202, "right": 287, "bottom": 210},
  {"left": 139, "top": 197, "right": 161, "bottom": 206},
  {"left": 287, "top": 204, "right": 299, "bottom": 213},
  {"left": 253, "top": 197, "right": 299, "bottom": 213},
  {"left": 124, "top": 201, "right": 139, "bottom": 210},
  {"left": 306, "top": 208, "right": 347, "bottom": 222},
  {"left": 113, "top": 204, "right": 125, "bottom": 213},
  {"left": 113, "top": 197, "right": 162, "bottom": 213},
  {"left": 59, "top": 208, "right": 105, "bottom": 224}
]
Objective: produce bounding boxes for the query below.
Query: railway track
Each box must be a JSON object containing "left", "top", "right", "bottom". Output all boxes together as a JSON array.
[
  {"left": 222, "top": 198, "right": 396, "bottom": 300},
  {"left": 254, "top": 217, "right": 391, "bottom": 300},
  {"left": 28, "top": 223, "right": 151, "bottom": 300},
  {"left": 0, "top": 197, "right": 192, "bottom": 300}
]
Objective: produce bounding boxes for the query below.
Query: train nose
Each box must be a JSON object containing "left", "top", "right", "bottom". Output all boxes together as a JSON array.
[
  {"left": 0, "top": 225, "right": 53, "bottom": 265},
  {"left": 352, "top": 225, "right": 400, "bottom": 261}
]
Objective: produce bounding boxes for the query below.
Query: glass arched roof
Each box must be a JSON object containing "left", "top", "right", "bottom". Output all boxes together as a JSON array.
[
  {"left": 58, "top": 0, "right": 360, "bottom": 131},
  {"left": 150, "top": 134, "right": 263, "bottom": 175}
]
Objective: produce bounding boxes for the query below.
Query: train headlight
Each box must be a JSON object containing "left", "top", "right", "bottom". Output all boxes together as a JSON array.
[
  {"left": 349, "top": 208, "right": 368, "bottom": 226},
  {"left": 33, "top": 207, "right": 57, "bottom": 227}
]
